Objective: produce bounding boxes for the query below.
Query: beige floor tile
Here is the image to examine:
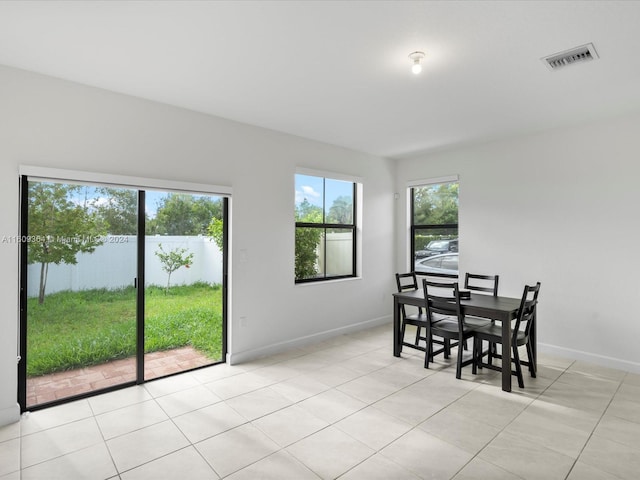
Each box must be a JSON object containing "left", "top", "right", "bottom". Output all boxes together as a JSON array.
[
  {"left": 21, "top": 417, "right": 104, "bottom": 468},
  {"left": 478, "top": 430, "right": 575, "bottom": 480},
  {"left": 0, "top": 438, "right": 20, "bottom": 477},
  {"left": 87, "top": 385, "right": 152, "bottom": 415},
  {"left": 555, "top": 370, "right": 621, "bottom": 393},
  {"left": 622, "top": 372, "right": 640, "bottom": 386},
  {"left": 567, "top": 361, "right": 628, "bottom": 382},
  {"left": 446, "top": 384, "right": 531, "bottom": 429},
  {"left": 173, "top": 402, "right": 247, "bottom": 443},
  {"left": 225, "top": 386, "right": 292, "bottom": 420},
  {"left": 595, "top": 412, "right": 640, "bottom": 450},
  {"left": 96, "top": 399, "right": 168, "bottom": 439},
  {"left": 615, "top": 382, "right": 640, "bottom": 402},
  {"left": 535, "top": 380, "right": 614, "bottom": 414},
  {"left": 298, "top": 389, "right": 367, "bottom": 424},
  {"left": 21, "top": 443, "right": 117, "bottom": 480},
  {"left": 269, "top": 374, "right": 331, "bottom": 402},
  {"left": 225, "top": 450, "right": 320, "bottom": 480},
  {"left": 106, "top": 420, "right": 189, "bottom": 472},
  {"left": 418, "top": 408, "right": 501, "bottom": 454},
  {"left": 195, "top": 423, "right": 280, "bottom": 477},
  {"left": 503, "top": 409, "right": 591, "bottom": 458},
  {"left": 286, "top": 426, "right": 375, "bottom": 480},
  {"left": 372, "top": 387, "right": 445, "bottom": 426},
  {"left": 189, "top": 363, "right": 247, "bottom": 383},
  {"left": 340, "top": 348, "right": 401, "bottom": 375},
  {"left": 335, "top": 406, "right": 413, "bottom": 450},
  {"left": 252, "top": 404, "right": 329, "bottom": 447},
  {"left": 143, "top": 372, "right": 201, "bottom": 398},
  {"left": 566, "top": 461, "right": 622, "bottom": 480},
  {"left": 340, "top": 452, "right": 420, "bottom": 479},
  {"left": 603, "top": 395, "right": 640, "bottom": 424},
  {"left": 521, "top": 399, "right": 602, "bottom": 433},
  {"left": 579, "top": 433, "right": 640, "bottom": 479},
  {"left": 0, "top": 471, "right": 20, "bottom": 480},
  {"left": 380, "top": 428, "right": 473, "bottom": 480},
  {"left": 120, "top": 446, "right": 218, "bottom": 480},
  {"left": 205, "top": 371, "right": 274, "bottom": 400},
  {"left": 452, "top": 457, "right": 522, "bottom": 480},
  {"left": 20, "top": 399, "right": 93, "bottom": 435},
  {"left": 251, "top": 363, "right": 302, "bottom": 383},
  {"left": 0, "top": 422, "right": 20, "bottom": 443},
  {"left": 155, "top": 384, "right": 222, "bottom": 417},
  {"left": 335, "top": 373, "right": 405, "bottom": 404},
  {"left": 305, "top": 364, "right": 362, "bottom": 387}
]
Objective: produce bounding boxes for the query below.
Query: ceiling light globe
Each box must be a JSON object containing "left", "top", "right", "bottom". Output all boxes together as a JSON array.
[{"left": 412, "top": 63, "right": 422, "bottom": 75}]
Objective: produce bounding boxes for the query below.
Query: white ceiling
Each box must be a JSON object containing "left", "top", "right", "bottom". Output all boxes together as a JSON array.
[{"left": 1, "top": 1, "right": 640, "bottom": 159}]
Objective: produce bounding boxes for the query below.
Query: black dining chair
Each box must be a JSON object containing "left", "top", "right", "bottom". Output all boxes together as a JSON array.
[
  {"left": 463, "top": 273, "right": 499, "bottom": 328},
  {"left": 423, "top": 279, "right": 477, "bottom": 378},
  {"left": 462, "top": 273, "right": 499, "bottom": 351},
  {"left": 472, "top": 282, "right": 541, "bottom": 388},
  {"left": 395, "top": 272, "right": 428, "bottom": 352}
]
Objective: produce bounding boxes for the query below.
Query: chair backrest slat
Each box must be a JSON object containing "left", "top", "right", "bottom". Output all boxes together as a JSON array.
[
  {"left": 513, "top": 282, "right": 541, "bottom": 342},
  {"left": 422, "top": 279, "right": 464, "bottom": 329},
  {"left": 396, "top": 272, "right": 422, "bottom": 317},
  {"left": 464, "top": 273, "right": 499, "bottom": 296}
]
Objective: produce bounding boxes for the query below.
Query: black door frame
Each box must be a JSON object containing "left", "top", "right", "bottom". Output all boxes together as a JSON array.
[{"left": 17, "top": 177, "right": 228, "bottom": 412}]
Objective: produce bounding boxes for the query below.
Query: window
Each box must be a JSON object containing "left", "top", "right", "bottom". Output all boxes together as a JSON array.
[
  {"left": 411, "top": 180, "right": 459, "bottom": 274},
  {"left": 295, "top": 173, "right": 356, "bottom": 283}
]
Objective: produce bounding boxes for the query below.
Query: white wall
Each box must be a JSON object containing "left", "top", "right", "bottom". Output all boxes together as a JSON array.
[
  {"left": 0, "top": 65, "right": 396, "bottom": 425},
  {"left": 395, "top": 113, "right": 640, "bottom": 374}
]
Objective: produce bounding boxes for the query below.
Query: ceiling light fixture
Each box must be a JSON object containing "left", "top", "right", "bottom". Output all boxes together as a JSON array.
[{"left": 408, "top": 51, "right": 425, "bottom": 74}]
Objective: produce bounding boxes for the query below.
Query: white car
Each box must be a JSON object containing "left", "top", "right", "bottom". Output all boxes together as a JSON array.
[{"left": 414, "top": 253, "right": 458, "bottom": 275}]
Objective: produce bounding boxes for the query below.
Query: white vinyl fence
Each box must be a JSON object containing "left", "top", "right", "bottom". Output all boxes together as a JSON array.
[{"left": 27, "top": 236, "right": 223, "bottom": 297}]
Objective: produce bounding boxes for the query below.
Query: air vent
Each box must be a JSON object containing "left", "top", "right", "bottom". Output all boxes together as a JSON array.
[{"left": 542, "top": 43, "right": 599, "bottom": 70}]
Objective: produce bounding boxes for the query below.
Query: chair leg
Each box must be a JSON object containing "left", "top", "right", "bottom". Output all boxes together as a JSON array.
[
  {"left": 456, "top": 341, "right": 463, "bottom": 379},
  {"left": 444, "top": 339, "right": 451, "bottom": 359},
  {"left": 512, "top": 345, "right": 525, "bottom": 388},
  {"left": 472, "top": 337, "right": 478, "bottom": 375},
  {"left": 424, "top": 329, "right": 431, "bottom": 369},
  {"left": 526, "top": 341, "right": 537, "bottom": 378},
  {"left": 488, "top": 342, "right": 497, "bottom": 366},
  {"left": 415, "top": 326, "right": 422, "bottom": 346}
]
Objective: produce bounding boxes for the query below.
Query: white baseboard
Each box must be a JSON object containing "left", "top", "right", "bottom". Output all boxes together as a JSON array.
[
  {"left": 539, "top": 342, "right": 640, "bottom": 374},
  {"left": 0, "top": 403, "right": 20, "bottom": 428},
  {"left": 228, "top": 315, "right": 390, "bottom": 365}
]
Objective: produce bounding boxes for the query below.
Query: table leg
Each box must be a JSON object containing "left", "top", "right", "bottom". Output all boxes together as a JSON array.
[
  {"left": 502, "top": 315, "right": 512, "bottom": 392},
  {"left": 393, "top": 296, "right": 401, "bottom": 357}
]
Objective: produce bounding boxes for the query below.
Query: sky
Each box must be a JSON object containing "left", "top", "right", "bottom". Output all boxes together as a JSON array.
[{"left": 294, "top": 174, "right": 353, "bottom": 214}]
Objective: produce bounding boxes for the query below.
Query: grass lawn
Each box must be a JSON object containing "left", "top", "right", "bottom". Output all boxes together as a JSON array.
[{"left": 27, "top": 282, "right": 223, "bottom": 377}]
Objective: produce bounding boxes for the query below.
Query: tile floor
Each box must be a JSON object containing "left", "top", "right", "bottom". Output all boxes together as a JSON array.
[{"left": 1, "top": 324, "right": 639, "bottom": 479}]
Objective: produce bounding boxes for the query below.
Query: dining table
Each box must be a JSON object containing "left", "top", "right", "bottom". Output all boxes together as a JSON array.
[{"left": 392, "top": 289, "right": 534, "bottom": 392}]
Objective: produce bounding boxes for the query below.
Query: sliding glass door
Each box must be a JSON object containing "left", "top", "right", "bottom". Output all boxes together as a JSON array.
[
  {"left": 19, "top": 178, "right": 227, "bottom": 411},
  {"left": 143, "top": 191, "right": 225, "bottom": 380}
]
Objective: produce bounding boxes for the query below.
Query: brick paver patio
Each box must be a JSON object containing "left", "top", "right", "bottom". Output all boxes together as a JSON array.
[{"left": 27, "top": 346, "right": 215, "bottom": 407}]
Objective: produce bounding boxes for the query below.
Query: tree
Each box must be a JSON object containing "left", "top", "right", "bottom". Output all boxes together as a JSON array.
[
  {"left": 207, "top": 218, "right": 224, "bottom": 251},
  {"left": 154, "top": 243, "right": 194, "bottom": 293},
  {"left": 28, "top": 182, "right": 106, "bottom": 304},
  {"left": 295, "top": 199, "right": 323, "bottom": 280},
  {"left": 413, "top": 183, "right": 459, "bottom": 225},
  {"left": 93, "top": 187, "right": 139, "bottom": 235},
  {"left": 326, "top": 195, "right": 353, "bottom": 224},
  {"left": 148, "top": 194, "right": 221, "bottom": 235}
]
